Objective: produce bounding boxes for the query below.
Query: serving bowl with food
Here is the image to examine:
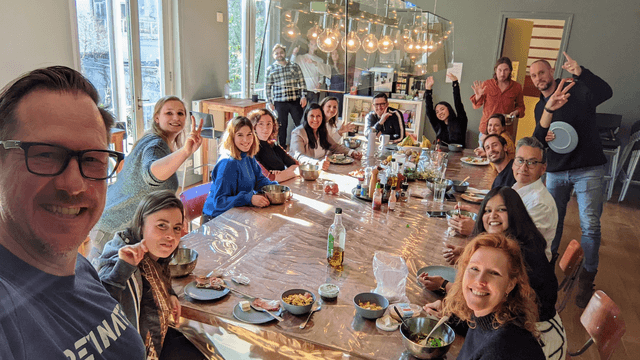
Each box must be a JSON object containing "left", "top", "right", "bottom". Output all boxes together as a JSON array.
[
  {"left": 447, "top": 143, "right": 463, "bottom": 152},
  {"left": 400, "top": 316, "right": 455, "bottom": 359},
  {"left": 353, "top": 292, "right": 389, "bottom": 320},
  {"left": 299, "top": 164, "right": 320, "bottom": 181},
  {"left": 281, "top": 289, "right": 316, "bottom": 315},
  {"left": 169, "top": 248, "right": 198, "bottom": 277},
  {"left": 426, "top": 177, "right": 453, "bottom": 192},
  {"left": 260, "top": 184, "right": 292, "bottom": 205},
  {"left": 318, "top": 283, "right": 340, "bottom": 300}
]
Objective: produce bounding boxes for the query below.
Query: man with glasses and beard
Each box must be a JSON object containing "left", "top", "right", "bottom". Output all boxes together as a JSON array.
[
  {"left": 0, "top": 66, "right": 145, "bottom": 359},
  {"left": 364, "top": 93, "right": 405, "bottom": 144}
]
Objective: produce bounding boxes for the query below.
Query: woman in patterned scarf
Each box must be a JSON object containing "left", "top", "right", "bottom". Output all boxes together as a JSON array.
[{"left": 95, "top": 190, "right": 205, "bottom": 359}]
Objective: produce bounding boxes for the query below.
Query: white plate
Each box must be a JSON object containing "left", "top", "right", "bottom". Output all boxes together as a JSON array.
[
  {"left": 549, "top": 121, "right": 579, "bottom": 154},
  {"left": 184, "top": 280, "right": 230, "bottom": 301},
  {"left": 460, "top": 156, "right": 490, "bottom": 166},
  {"left": 232, "top": 303, "right": 283, "bottom": 324},
  {"left": 328, "top": 154, "right": 354, "bottom": 164},
  {"left": 417, "top": 265, "right": 457, "bottom": 283}
]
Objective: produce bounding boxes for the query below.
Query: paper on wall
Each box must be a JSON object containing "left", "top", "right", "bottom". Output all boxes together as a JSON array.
[{"left": 446, "top": 62, "right": 463, "bottom": 83}]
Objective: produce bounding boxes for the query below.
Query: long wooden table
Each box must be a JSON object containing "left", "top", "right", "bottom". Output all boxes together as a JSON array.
[{"left": 173, "top": 150, "right": 495, "bottom": 359}]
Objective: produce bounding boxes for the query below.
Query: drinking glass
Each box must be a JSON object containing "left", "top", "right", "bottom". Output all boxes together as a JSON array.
[{"left": 433, "top": 179, "right": 447, "bottom": 203}]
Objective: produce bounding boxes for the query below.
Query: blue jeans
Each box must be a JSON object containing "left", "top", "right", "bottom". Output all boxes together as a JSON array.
[{"left": 547, "top": 165, "right": 605, "bottom": 273}]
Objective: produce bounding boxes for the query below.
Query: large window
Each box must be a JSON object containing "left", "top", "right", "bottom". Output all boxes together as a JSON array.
[{"left": 75, "top": 0, "right": 168, "bottom": 149}]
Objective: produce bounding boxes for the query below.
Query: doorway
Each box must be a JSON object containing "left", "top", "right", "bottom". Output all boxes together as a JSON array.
[{"left": 496, "top": 12, "right": 573, "bottom": 140}]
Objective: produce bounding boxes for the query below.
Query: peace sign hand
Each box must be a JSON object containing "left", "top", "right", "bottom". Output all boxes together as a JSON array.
[
  {"left": 183, "top": 115, "right": 204, "bottom": 155},
  {"left": 546, "top": 78, "right": 576, "bottom": 111},
  {"left": 562, "top": 52, "right": 582, "bottom": 76}
]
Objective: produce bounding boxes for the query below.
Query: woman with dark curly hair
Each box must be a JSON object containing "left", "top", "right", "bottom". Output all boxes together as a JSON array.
[{"left": 441, "top": 233, "right": 544, "bottom": 360}]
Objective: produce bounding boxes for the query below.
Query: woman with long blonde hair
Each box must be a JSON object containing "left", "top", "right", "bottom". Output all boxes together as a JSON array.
[
  {"left": 202, "top": 116, "right": 278, "bottom": 222},
  {"left": 91, "top": 96, "right": 203, "bottom": 260},
  {"left": 442, "top": 233, "right": 544, "bottom": 360}
]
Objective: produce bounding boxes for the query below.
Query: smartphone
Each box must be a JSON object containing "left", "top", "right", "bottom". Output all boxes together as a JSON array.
[{"left": 426, "top": 211, "right": 447, "bottom": 218}]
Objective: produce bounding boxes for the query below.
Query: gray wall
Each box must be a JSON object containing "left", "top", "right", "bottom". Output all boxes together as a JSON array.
[
  {"left": 0, "top": 0, "right": 78, "bottom": 87},
  {"left": 413, "top": 0, "right": 640, "bottom": 142}
]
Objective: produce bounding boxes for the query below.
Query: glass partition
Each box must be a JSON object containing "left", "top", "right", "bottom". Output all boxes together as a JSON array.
[{"left": 257, "top": 0, "right": 453, "bottom": 101}]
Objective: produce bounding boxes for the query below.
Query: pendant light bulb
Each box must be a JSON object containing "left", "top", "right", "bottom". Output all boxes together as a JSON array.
[
  {"left": 362, "top": 33, "right": 378, "bottom": 54},
  {"left": 342, "top": 31, "right": 361, "bottom": 52},
  {"left": 378, "top": 35, "right": 394, "bottom": 54},
  {"left": 317, "top": 28, "right": 339, "bottom": 53},
  {"left": 306, "top": 24, "right": 322, "bottom": 41},
  {"left": 281, "top": 23, "right": 300, "bottom": 41}
]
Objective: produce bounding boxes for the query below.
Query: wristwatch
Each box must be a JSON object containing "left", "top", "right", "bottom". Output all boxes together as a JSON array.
[{"left": 439, "top": 279, "right": 449, "bottom": 293}]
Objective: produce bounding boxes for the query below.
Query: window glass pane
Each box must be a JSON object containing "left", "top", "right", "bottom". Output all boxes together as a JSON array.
[
  {"left": 228, "top": 0, "right": 242, "bottom": 95},
  {"left": 253, "top": 0, "right": 268, "bottom": 98},
  {"left": 138, "top": 0, "right": 164, "bottom": 129},
  {"left": 75, "top": 0, "right": 114, "bottom": 113}
]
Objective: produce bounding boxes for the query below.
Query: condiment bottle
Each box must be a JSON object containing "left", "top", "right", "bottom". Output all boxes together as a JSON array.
[
  {"left": 327, "top": 208, "right": 346, "bottom": 270},
  {"left": 387, "top": 159, "right": 398, "bottom": 188},
  {"left": 400, "top": 182, "right": 409, "bottom": 202},
  {"left": 372, "top": 183, "right": 383, "bottom": 211},
  {"left": 389, "top": 186, "right": 397, "bottom": 211},
  {"left": 369, "top": 167, "right": 379, "bottom": 198}
]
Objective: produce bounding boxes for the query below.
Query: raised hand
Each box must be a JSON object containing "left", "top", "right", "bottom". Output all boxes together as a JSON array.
[
  {"left": 546, "top": 78, "right": 575, "bottom": 111},
  {"left": 425, "top": 76, "right": 434, "bottom": 90},
  {"left": 561, "top": 52, "right": 582, "bottom": 76},
  {"left": 446, "top": 73, "right": 458, "bottom": 82},
  {"left": 183, "top": 115, "right": 204, "bottom": 155},
  {"left": 118, "top": 240, "right": 149, "bottom": 266},
  {"left": 471, "top": 80, "right": 486, "bottom": 100}
]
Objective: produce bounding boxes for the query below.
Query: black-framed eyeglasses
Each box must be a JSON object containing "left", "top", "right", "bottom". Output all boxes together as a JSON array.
[
  {"left": 514, "top": 157, "right": 544, "bottom": 169},
  {"left": 373, "top": 102, "right": 388, "bottom": 107},
  {"left": 0, "top": 140, "right": 124, "bottom": 180}
]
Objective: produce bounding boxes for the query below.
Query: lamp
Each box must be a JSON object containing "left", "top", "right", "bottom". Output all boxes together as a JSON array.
[
  {"left": 282, "top": 23, "right": 300, "bottom": 41},
  {"left": 307, "top": 23, "right": 322, "bottom": 41},
  {"left": 378, "top": 26, "right": 394, "bottom": 54},
  {"left": 362, "top": 24, "right": 378, "bottom": 54},
  {"left": 317, "top": 28, "right": 339, "bottom": 53},
  {"left": 342, "top": 19, "right": 360, "bottom": 52}
]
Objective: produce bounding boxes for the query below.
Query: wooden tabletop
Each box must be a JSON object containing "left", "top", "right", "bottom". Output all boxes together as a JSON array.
[{"left": 173, "top": 149, "right": 495, "bottom": 359}]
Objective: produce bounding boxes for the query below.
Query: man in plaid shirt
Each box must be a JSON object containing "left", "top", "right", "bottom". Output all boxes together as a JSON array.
[{"left": 266, "top": 44, "right": 307, "bottom": 147}]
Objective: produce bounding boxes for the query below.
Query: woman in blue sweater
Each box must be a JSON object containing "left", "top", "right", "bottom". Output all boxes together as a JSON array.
[{"left": 202, "top": 116, "right": 278, "bottom": 222}]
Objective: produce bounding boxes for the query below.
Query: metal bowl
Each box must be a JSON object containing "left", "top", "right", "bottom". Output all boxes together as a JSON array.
[
  {"left": 448, "top": 143, "right": 463, "bottom": 152},
  {"left": 451, "top": 180, "right": 469, "bottom": 193},
  {"left": 446, "top": 209, "right": 478, "bottom": 221},
  {"left": 169, "top": 248, "right": 198, "bottom": 277},
  {"left": 260, "top": 185, "right": 292, "bottom": 205},
  {"left": 426, "top": 177, "right": 453, "bottom": 192},
  {"left": 281, "top": 289, "right": 316, "bottom": 315},
  {"left": 299, "top": 164, "right": 320, "bottom": 181},
  {"left": 400, "top": 317, "right": 455, "bottom": 359},
  {"left": 353, "top": 292, "right": 389, "bottom": 320},
  {"left": 343, "top": 137, "right": 362, "bottom": 149}
]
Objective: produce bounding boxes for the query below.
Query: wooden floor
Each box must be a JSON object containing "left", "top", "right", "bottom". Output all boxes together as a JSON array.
[
  {"left": 180, "top": 181, "right": 639, "bottom": 359},
  {"left": 557, "top": 184, "right": 639, "bottom": 359}
]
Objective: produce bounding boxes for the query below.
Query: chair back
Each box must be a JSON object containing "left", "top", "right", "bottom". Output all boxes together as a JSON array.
[
  {"left": 179, "top": 183, "right": 210, "bottom": 225},
  {"left": 581, "top": 290, "right": 626, "bottom": 360},
  {"left": 559, "top": 239, "right": 584, "bottom": 277},
  {"left": 190, "top": 111, "right": 214, "bottom": 128}
]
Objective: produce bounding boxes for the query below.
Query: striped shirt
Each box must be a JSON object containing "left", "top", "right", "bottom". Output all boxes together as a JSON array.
[{"left": 266, "top": 61, "right": 307, "bottom": 103}]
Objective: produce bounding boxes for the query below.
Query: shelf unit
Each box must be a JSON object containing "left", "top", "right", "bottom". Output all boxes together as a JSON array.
[{"left": 342, "top": 94, "right": 425, "bottom": 136}]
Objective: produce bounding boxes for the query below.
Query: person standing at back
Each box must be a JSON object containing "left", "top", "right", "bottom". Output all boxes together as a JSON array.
[
  {"left": 470, "top": 57, "right": 525, "bottom": 136},
  {"left": 266, "top": 43, "right": 307, "bottom": 147},
  {"left": 0, "top": 66, "right": 145, "bottom": 359},
  {"left": 530, "top": 52, "right": 612, "bottom": 308}
]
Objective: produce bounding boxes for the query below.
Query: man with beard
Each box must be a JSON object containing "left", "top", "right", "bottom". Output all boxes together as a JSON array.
[
  {"left": 530, "top": 52, "right": 612, "bottom": 308},
  {"left": 265, "top": 43, "right": 307, "bottom": 147},
  {"left": 0, "top": 66, "right": 145, "bottom": 359},
  {"left": 484, "top": 134, "right": 516, "bottom": 188}
]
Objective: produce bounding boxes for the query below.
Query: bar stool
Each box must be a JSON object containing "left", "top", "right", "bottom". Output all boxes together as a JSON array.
[
  {"left": 596, "top": 113, "right": 622, "bottom": 201},
  {"left": 617, "top": 120, "right": 640, "bottom": 202}
]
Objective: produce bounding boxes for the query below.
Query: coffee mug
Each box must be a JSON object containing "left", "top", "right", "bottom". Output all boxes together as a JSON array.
[{"left": 251, "top": 94, "right": 259, "bottom": 102}]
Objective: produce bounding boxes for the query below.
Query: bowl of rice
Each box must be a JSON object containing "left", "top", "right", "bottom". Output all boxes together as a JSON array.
[{"left": 281, "top": 289, "right": 316, "bottom": 315}]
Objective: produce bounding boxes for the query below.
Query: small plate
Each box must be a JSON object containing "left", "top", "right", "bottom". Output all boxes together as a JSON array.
[
  {"left": 460, "top": 156, "right": 490, "bottom": 166},
  {"left": 417, "top": 265, "right": 457, "bottom": 283},
  {"left": 184, "top": 280, "right": 230, "bottom": 301},
  {"left": 232, "top": 303, "right": 284, "bottom": 324},
  {"left": 461, "top": 193, "right": 484, "bottom": 204},
  {"left": 328, "top": 154, "right": 354, "bottom": 164},
  {"left": 351, "top": 188, "right": 388, "bottom": 203},
  {"left": 549, "top": 121, "right": 579, "bottom": 154}
]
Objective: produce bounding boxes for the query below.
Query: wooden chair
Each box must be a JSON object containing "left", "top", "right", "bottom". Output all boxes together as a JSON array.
[
  {"left": 556, "top": 239, "right": 584, "bottom": 313},
  {"left": 569, "top": 290, "right": 626, "bottom": 359},
  {"left": 179, "top": 183, "right": 210, "bottom": 232}
]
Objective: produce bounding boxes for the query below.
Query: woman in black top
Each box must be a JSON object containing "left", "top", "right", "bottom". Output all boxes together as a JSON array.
[
  {"left": 424, "top": 73, "right": 468, "bottom": 146},
  {"left": 248, "top": 108, "right": 298, "bottom": 182}
]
